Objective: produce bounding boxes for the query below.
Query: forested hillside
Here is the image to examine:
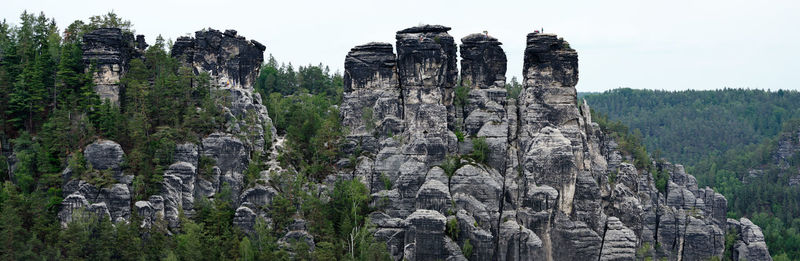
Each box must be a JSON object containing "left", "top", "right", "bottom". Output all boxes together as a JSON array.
[
  {"left": 585, "top": 88, "right": 800, "bottom": 260},
  {"left": 0, "top": 10, "right": 779, "bottom": 260},
  {"left": 0, "top": 12, "right": 394, "bottom": 260}
]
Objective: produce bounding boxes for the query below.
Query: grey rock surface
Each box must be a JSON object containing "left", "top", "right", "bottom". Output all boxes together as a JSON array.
[
  {"left": 83, "top": 139, "right": 125, "bottom": 172},
  {"left": 171, "top": 28, "right": 265, "bottom": 89},
  {"left": 58, "top": 25, "right": 774, "bottom": 261},
  {"left": 338, "top": 27, "right": 771, "bottom": 261},
  {"left": 599, "top": 217, "right": 636, "bottom": 261},
  {"left": 81, "top": 28, "right": 145, "bottom": 104},
  {"left": 406, "top": 209, "right": 448, "bottom": 261},
  {"left": 730, "top": 218, "right": 773, "bottom": 261}
]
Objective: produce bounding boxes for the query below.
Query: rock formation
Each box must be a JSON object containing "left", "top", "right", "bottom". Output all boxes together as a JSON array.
[
  {"left": 729, "top": 218, "right": 772, "bottom": 261},
  {"left": 340, "top": 27, "right": 773, "bottom": 261},
  {"left": 59, "top": 139, "right": 131, "bottom": 226},
  {"left": 171, "top": 28, "right": 266, "bottom": 89},
  {"left": 64, "top": 24, "right": 772, "bottom": 261},
  {"left": 340, "top": 42, "right": 403, "bottom": 154},
  {"left": 67, "top": 29, "right": 278, "bottom": 234},
  {"left": 82, "top": 28, "right": 147, "bottom": 104}
]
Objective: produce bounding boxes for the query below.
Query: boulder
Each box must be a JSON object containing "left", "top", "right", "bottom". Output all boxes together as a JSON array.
[
  {"left": 83, "top": 139, "right": 124, "bottom": 175},
  {"left": 598, "top": 217, "right": 637, "bottom": 261},
  {"left": 731, "top": 218, "right": 772, "bottom": 261},
  {"left": 405, "top": 209, "right": 448, "bottom": 261}
]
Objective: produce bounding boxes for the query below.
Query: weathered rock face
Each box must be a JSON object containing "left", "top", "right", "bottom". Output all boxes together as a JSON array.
[
  {"left": 65, "top": 29, "right": 278, "bottom": 235},
  {"left": 459, "top": 33, "right": 506, "bottom": 89},
  {"left": 599, "top": 217, "right": 637, "bottom": 261},
  {"left": 342, "top": 27, "right": 772, "bottom": 261},
  {"left": 729, "top": 218, "right": 773, "bottom": 261},
  {"left": 83, "top": 139, "right": 126, "bottom": 182},
  {"left": 395, "top": 25, "right": 458, "bottom": 163},
  {"left": 82, "top": 28, "right": 146, "bottom": 104},
  {"left": 340, "top": 43, "right": 403, "bottom": 154},
  {"left": 59, "top": 140, "right": 131, "bottom": 226},
  {"left": 171, "top": 28, "right": 265, "bottom": 89},
  {"left": 62, "top": 25, "right": 772, "bottom": 261},
  {"left": 406, "top": 209, "right": 448, "bottom": 260},
  {"left": 172, "top": 29, "right": 275, "bottom": 152},
  {"left": 457, "top": 33, "right": 510, "bottom": 173}
]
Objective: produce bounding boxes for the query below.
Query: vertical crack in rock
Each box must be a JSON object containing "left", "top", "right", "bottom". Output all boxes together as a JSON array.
[{"left": 597, "top": 220, "right": 609, "bottom": 261}]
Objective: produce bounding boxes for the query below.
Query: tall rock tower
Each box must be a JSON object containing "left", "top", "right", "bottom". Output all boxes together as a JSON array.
[
  {"left": 395, "top": 25, "right": 459, "bottom": 163},
  {"left": 81, "top": 28, "right": 146, "bottom": 104}
]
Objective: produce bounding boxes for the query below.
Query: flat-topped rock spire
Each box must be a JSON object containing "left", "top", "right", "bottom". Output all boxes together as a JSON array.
[
  {"left": 171, "top": 28, "right": 265, "bottom": 89},
  {"left": 459, "top": 33, "right": 507, "bottom": 89},
  {"left": 81, "top": 28, "right": 146, "bottom": 104},
  {"left": 340, "top": 42, "right": 403, "bottom": 154},
  {"left": 395, "top": 24, "right": 458, "bottom": 162}
]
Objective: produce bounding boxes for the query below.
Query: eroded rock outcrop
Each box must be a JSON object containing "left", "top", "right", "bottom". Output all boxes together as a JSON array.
[
  {"left": 82, "top": 28, "right": 146, "bottom": 104},
  {"left": 172, "top": 28, "right": 265, "bottom": 88},
  {"left": 62, "top": 24, "right": 772, "bottom": 261},
  {"left": 66, "top": 29, "right": 279, "bottom": 235},
  {"left": 59, "top": 139, "right": 131, "bottom": 226},
  {"left": 729, "top": 218, "right": 773, "bottom": 261},
  {"left": 395, "top": 25, "right": 458, "bottom": 164},
  {"left": 340, "top": 27, "right": 772, "bottom": 261},
  {"left": 340, "top": 42, "right": 403, "bottom": 154}
]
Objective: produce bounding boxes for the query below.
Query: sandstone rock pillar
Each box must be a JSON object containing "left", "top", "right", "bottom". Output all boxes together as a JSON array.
[
  {"left": 395, "top": 25, "right": 458, "bottom": 163},
  {"left": 340, "top": 43, "right": 403, "bottom": 154}
]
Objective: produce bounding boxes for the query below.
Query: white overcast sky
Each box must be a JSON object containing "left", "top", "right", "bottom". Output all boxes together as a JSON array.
[{"left": 2, "top": 0, "right": 799, "bottom": 92}]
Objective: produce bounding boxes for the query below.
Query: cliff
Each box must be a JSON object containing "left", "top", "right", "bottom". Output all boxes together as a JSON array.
[
  {"left": 81, "top": 28, "right": 147, "bottom": 104},
  {"left": 63, "top": 28, "right": 279, "bottom": 234},
  {"left": 59, "top": 25, "right": 772, "bottom": 261},
  {"left": 340, "top": 27, "right": 772, "bottom": 261}
]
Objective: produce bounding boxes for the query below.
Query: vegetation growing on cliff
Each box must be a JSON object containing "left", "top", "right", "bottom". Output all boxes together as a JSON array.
[
  {"left": 590, "top": 109, "right": 670, "bottom": 192},
  {"left": 0, "top": 11, "right": 389, "bottom": 260},
  {"left": 585, "top": 88, "right": 800, "bottom": 259}
]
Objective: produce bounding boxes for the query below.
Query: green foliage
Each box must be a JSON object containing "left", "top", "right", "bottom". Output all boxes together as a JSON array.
[
  {"left": 328, "top": 179, "right": 370, "bottom": 240},
  {"left": 587, "top": 88, "right": 800, "bottom": 259},
  {"left": 584, "top": 88, "right": 800, "bottom": 170},
  {"left": 724, "top": 229, "right": 737, "bottom": 261},
  {"left": 10, "top": 132, "right": 37, "bottom": 193},
  {"left": 592, "top": 109, "right": 666, "bottom": 192},
  {"left": 198, "top": 156, "right": 216, "bottom": 180},
  {"left": 470, "top": 137, "right": 490, "bottom": 164},
  {"left": 0, "top": 11, "right": 396, "bottom": 260},
  {"left": 255, "top": 55, "right": 343, "bottom": 103},
  {"left": 454, "top": 82, "right": 470, "bottom": 108},
  {"left": 362, "top": 107, "right": 375, "bottom": 132},
  {"left": 440, "top": 155, "right": 463, "bottom": 178},
  {"left": 462, "top": 239, "right": 473, "bottom": 258},
  {"left": 608, "top": 169, "right": 618, "bottom": 184},
  {"left": 636, "top": 242, "right": 652, "bottom": 259},
  {"left": 244, "top": 152, "right": 265, "bottom": 188},
  {"left": 454, "top": 128, "right": 465, "bottom": 142},
  {"left": 269, "top": 92, "right": 342, "bottom": 181},
  {"left": 653, "top": 163, "right": 670, "bottom": 194},
  {"left": 269, "top": 194, "right": 294, "bottom": 235},
  {"left": 506, "top": 76, "right": 523, "bottom": 101},
  {"left": 380, "top": 173, "right": 392, "bottom": 190},
  {"left": 446, "top": 217, "right": 460, "bottom": 240}
]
